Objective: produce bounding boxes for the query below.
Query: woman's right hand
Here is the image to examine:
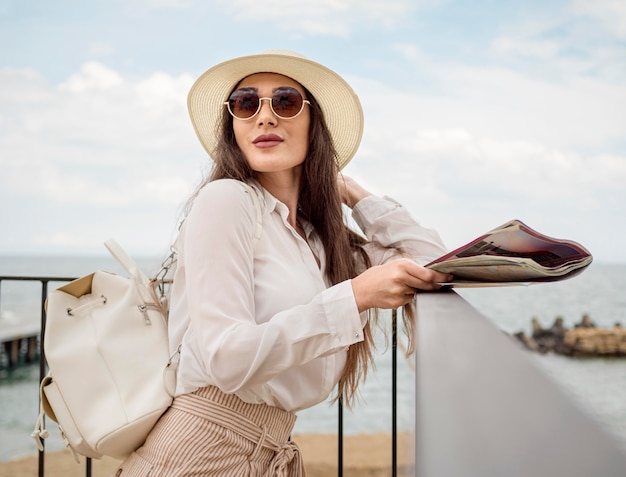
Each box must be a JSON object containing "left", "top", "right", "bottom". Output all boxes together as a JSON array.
[
  {"left": 337, "top": 174, "right": 371, "bottom": 209},
  {"left": 350, "top": 259, "right": 452, "bottom": 313}
]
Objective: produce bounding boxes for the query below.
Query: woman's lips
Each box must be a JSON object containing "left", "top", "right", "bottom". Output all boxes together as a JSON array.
[{"left": 253, "top": 134, "right": 283, "bottom": 148}]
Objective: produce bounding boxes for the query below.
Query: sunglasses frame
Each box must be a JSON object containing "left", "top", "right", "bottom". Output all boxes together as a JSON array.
[{"left": 224, "top": 87, "right": 311, "bottom": 120}]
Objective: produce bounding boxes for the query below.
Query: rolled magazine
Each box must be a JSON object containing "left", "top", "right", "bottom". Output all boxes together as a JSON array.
[{"left": 426, "top": 219, "right": 593, "bottom": 287}]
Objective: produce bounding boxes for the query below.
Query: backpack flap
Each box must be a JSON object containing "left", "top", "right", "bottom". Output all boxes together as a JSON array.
[
  {"left": 57, "top": 273, "right": 96, "bottom": 298},
  {"left": 39, "top": 374, "right": 59, "bottom": 423},
  {"left": 41, "top": 374, "right": 102, "bottom": 461}
]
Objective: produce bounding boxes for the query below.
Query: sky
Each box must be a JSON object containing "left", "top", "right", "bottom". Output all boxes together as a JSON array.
[{"left": 0, "top": 0, "right": 625, "bottom": 264}]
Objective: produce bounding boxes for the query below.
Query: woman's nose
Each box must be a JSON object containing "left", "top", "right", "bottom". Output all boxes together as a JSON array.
[{"left": 256, "top": 98, "right": 277, "bottom": 125}]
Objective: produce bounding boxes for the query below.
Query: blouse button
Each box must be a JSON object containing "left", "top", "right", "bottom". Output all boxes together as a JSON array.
[{"left": 355, "top": 332, "right": 360, "bottom": 338}]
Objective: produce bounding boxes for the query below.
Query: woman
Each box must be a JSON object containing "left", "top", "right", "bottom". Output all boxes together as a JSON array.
[{"left": 114, "top": 49, "right": 450, "bottom": 476}]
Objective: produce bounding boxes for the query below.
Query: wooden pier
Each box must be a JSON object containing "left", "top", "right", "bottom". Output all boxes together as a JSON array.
[
  {"left": 0, "top": 320, "right": 40, "bottom": 368},
  {"left": 0, "top": 273, "right": 72, "bottom": 370}
]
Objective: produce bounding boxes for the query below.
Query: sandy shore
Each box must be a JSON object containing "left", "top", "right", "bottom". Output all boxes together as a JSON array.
[{"left": 2, "top": 433, "right": 415, "bottom": 477}]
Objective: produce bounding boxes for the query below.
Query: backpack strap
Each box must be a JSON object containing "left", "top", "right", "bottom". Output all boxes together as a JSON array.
[
  {"left": 104, "top": 238, "right": 150, "bottom": 284},
  {"left": 104, "top": 238, "right": 158, "bottom": 306},
  {"left": 241, "top": 181, "right": 263, "bottom": 245}
]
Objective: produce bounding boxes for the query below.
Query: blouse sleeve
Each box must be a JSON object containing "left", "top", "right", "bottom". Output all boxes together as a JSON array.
[
  {"left": 351, "top": 195, "right": 448, "bottom": 267},
  {"left": 180, "top": 180, "right": 364, "bottom": 394}
]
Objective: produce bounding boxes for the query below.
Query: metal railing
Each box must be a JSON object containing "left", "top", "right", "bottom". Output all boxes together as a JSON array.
[
  {"left": 0, "top": 275, "right": 402, "bottom": 477},
  {"left": 7, "top": 276, "right": 626, "bottom": 476}
]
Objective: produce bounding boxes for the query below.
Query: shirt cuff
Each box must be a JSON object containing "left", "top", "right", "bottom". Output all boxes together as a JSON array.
[{"left": 322, "top": 280, "right": 365, "bottom": 347}]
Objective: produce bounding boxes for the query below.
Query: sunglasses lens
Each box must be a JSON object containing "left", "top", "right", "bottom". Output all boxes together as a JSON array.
[
  {"left": 228, "top": 90, "right": 260, "bottom": 119},
  {"left": 272, "top": 89, "right": 303, "bottom": 118}
]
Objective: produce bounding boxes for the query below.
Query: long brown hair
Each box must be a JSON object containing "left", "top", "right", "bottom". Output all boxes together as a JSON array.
[{"left": 185, "top": 87, "right": 412, "bottom": 406}]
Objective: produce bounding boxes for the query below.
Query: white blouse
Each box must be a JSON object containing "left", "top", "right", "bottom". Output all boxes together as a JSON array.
[{"left": 168, "top": 179, "right": 447, "bottom": 412}]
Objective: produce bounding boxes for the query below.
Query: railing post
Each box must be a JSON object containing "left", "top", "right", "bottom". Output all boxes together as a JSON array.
[
  {"left": 337, "top": 396, "right": 343, "bottom": 477},
  {"left": 391, "top": 309, "right": 398, "bottom": 477},
  {"left": 38, "top": 279, "right": 48, "bottom": 477}
]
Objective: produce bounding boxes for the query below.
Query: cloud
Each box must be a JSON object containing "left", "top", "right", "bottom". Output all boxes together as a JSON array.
[
  {"left": 129, "top": 0, "right": 196, "bottom": 9},
  {"left": 344, "top": 49, "right": 626, "bottom": 259},
  {"left": 59, "top": 61, "right": 124, "bottom": 92},
  {"left": 0, "top": 63, "right": 203, "bottom": 254},
  {"left": 348, "top": 117, "right": 625, "bottom": 260},
  {"left": 1, "top": 61, "right": 198, "bottom": 169},
  {"left": 214, "top": 0, "right": 417, "bottom": 35},
  {"left": 389, "top": 41, "right": 626, "bottom": 152},
  {"left": 487, "top": 1, "right": 626, "bottom": 82},
  {"left": 571, "top": 0, "right": 626, "bottom": 39},
  {"left": 491, "top": 36, "right": 561, "bottom": 61},
  {"left": 1, "top": 7, "right": 624, "bottom": 260}
]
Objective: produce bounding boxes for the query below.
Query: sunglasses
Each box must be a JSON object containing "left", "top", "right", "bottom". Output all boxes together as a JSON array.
[{"left": 224, "top": 87, "right": 310, "bottom": 120}]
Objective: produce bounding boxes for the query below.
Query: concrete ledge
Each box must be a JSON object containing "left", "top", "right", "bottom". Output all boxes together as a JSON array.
[{"left": 415, "top": 290, "right": 626, "bottom": 477}]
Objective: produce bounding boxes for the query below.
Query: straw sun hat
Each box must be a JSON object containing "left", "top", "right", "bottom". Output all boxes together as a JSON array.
[{"left": 187, "top": 49, "right": 364, "bottom": 171}]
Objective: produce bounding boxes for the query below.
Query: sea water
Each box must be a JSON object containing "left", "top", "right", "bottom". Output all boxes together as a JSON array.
[{"left": 1, "top": 257, "right": 625, "bottom": 461}]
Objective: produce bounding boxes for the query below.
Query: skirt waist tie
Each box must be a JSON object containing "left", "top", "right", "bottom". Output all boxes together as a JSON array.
[{"left": 171, "top": 392, "right": 306, "bottom": 477}]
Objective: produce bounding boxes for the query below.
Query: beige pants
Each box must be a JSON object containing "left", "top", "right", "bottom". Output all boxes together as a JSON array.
[{"left": 112, "top": 386, "right": 306, "bottom": 476}]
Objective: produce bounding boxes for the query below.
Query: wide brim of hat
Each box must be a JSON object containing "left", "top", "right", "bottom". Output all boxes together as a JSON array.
[{"left": 187, "top": 50, "right": 364, "bottom": 171}]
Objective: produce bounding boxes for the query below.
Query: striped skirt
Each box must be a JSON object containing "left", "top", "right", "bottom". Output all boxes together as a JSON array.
[{"left": 112, "top": 386, "right": 306, "bottom": 476}]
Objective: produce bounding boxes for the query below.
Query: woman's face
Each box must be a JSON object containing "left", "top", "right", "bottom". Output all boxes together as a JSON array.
[{"left": 232, "top": 73, "right": 310, "bottom": 178}]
